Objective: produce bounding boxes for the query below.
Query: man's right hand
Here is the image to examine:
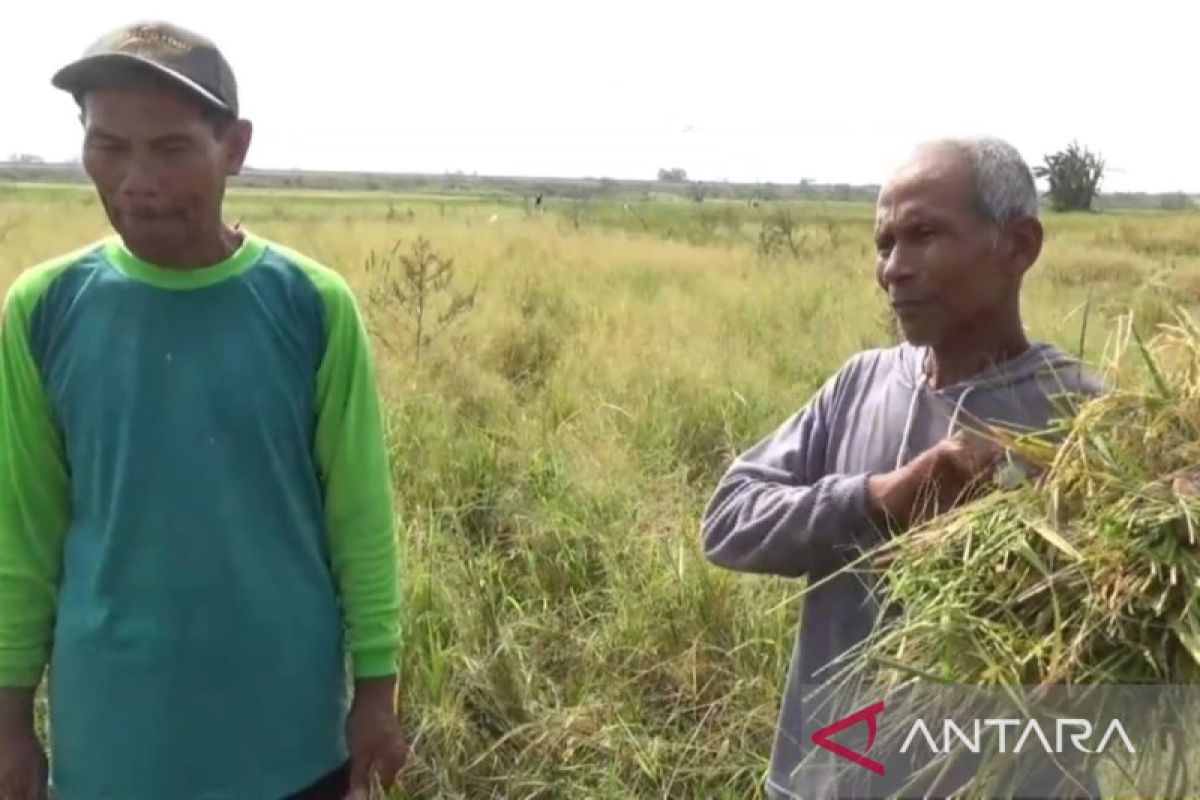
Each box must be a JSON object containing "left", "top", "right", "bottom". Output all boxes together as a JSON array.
[
  {"left": 0, "top": 689, "right": 48, "bottom": 800},
  {"left": 867, "top": 430, "right": 1003, "bottom": 527}
]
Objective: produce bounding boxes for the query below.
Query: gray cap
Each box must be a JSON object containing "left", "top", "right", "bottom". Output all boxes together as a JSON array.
[{"left": 51, "top": 21, "right": 238, "bottom": 116}]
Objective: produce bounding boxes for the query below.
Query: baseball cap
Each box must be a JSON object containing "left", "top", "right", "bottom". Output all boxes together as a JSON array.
[{"left": 51, "top": 21, "right": 238, "bottom": 117}]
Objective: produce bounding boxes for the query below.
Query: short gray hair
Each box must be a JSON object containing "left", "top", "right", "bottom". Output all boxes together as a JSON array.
[{"left": 938, "top": 137, "right": 1040, "bottom": 226}]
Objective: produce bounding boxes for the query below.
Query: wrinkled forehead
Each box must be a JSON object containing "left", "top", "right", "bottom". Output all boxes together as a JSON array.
[
  {"left": 82, "top": 85, "right": 212, "bottom": 137},
  {"left": 875, "top": 154, "right": 976, "bottom": 229}
]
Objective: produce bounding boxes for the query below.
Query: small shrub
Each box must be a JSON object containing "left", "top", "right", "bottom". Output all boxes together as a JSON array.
[
  {"left": 364, "top": 236, "right": 478, "bottom": 363},
  {"left": 821, "top": 215, "right": 843, "bottom": 251},
  {"left": 756, "top": 207, "right": 808, "bottom": 260}
]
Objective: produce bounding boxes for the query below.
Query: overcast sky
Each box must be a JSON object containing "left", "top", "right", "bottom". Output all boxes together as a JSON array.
[{"left": 3, "top": 1, "right": 1197, "bottom": 192}]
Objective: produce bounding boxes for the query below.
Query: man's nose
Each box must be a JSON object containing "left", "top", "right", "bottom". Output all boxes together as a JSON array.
[
  {"left": 879, "top": 246, "right": 917, "bottom": 286},
  {"left": 119, "top": 156, "right": 163, "bottom": 199}
]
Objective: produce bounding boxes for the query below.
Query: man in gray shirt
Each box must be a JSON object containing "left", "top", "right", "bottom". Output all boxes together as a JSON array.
[{"left": 701, "top": 138, "right": 1101, "bottom": 799}]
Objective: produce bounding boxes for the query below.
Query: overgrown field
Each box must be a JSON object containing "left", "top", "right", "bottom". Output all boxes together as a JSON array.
[{"left": 1, "top": 183, "right": 1196, "bottom": 798}]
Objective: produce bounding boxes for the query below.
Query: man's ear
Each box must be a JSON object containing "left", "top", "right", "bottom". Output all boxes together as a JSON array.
[
  {"left": 222, "top": 119, "right": 253, "bottom": 176},
  {"left": 1007, "top": 215, "right": 1043, "bottom": 276}
]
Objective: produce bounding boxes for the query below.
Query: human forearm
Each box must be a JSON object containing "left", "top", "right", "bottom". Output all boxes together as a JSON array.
[
  {"left": 705, "top": 449, "right": 935, "bottom": 576},
  {"left": 867, "top": 433, "right": 1002, "bottom": 526},
  {"left": 702, "top": 384, "right": 874, "bottom": 578},
  {"left": 702, "top": 471, "right": 879, "bottom": 577},
  {"left": 0, "top": 688, "right": 35, "bottom": 735},
  {"left": 353, "top": 674, "right": 397, "bottom": 712},
  {"left": 0, "top": 551, "right": 58, "bottom": 687},
  {"left": 0, "top": 686, "right": 47, "bottom": 800},
  {"left": 867, "top": 464, "right": 929, "bottom": 528},
  {"left": 333, "top": 526, "right": 402, "bottom": 677},
  {"left": 0, "top": 559, "right": 59, "bottom": 689}
]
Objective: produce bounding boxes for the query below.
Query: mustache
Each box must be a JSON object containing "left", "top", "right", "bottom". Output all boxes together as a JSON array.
[
  {"left": 124, "top": 207, "right": 187, "bottom": 221},
  {"left": 97, "top": 195, "right": 187, "bottom": 222}
]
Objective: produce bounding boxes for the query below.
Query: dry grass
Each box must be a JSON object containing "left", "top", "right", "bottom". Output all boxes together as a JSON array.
[{"left": 3, "top": 182, "right": 1200, "bottom": 797}]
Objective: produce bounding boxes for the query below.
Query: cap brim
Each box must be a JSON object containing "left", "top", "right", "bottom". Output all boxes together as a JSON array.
[{"left": 51, "top": 52, "right": 232, "bottom": 114}]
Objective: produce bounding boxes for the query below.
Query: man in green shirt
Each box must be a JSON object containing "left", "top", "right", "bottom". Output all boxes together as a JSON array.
[{"left": 0, "top": 20, "right": 407, "bottom": 799}]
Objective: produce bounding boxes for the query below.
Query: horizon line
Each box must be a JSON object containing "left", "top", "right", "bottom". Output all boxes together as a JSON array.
[{"left": 2, "top": 160, "right": 1197, "bottom": 197}]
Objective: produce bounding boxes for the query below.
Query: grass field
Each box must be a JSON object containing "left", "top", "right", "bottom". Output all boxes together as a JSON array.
[{"left": 1, "top": 183, "right": 1196, "bottom": 798}]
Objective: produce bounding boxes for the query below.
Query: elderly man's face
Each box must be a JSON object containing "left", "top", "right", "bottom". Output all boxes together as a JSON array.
[
  {"left": 873, "top": 148, "right": 1022, "bottom": 348},
  {"left": 81, "top": 83, "right": 251, "bottom": 266}
]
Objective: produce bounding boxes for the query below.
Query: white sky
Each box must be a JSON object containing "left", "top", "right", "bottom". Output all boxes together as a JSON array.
[{"left": 3, "top": 0, "right": 1198, "bottom": 192}]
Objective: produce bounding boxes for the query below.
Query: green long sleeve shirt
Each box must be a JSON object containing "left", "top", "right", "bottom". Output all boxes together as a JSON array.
[{"left": 0, "top": 232, "right": 401, "bottom": 798}]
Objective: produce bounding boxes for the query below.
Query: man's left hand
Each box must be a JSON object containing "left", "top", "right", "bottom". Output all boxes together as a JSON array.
[{"left": 345, "top": 677, "right": 409, "bottom": 799}]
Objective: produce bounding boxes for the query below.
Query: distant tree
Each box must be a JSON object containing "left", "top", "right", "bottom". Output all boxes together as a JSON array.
[
  {"left": 6, "top": 153, "right": 45, "bottom": 164},
  {"left": 1034, "top": 141, "right": 1105, "bottom": 212},
  {"left": 657, "top": 167, "right": 687, "bottom": 182}
]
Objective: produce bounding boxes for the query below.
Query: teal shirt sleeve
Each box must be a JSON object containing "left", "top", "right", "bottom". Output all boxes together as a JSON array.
[
  {"left": 305, "top": 265, "right": 402, "bottom": 678},
  {"left": 0, "top": 264, "right": 72, "bottom": 687}
]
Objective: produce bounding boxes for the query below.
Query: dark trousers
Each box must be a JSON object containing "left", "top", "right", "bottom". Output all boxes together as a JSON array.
[{"left": 284, "top": 761, "right": 350, "bottom": 800}]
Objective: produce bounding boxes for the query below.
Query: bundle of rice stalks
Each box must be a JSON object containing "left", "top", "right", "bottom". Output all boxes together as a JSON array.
[
  {"left": 820, "top": 313, "right": 1200, "bottom": 794},
  {"left": 860, "top": 314, "right": 1200, "bottom": 686}
]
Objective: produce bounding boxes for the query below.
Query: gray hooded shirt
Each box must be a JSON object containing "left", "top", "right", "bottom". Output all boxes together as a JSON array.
[{"left": 701, "top": 341, "right": 1102, "bottom": 799}]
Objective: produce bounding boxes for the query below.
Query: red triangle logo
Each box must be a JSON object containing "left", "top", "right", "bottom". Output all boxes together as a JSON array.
[{"left": 810, "top": 700, "right": 886, "bottom": 776}]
